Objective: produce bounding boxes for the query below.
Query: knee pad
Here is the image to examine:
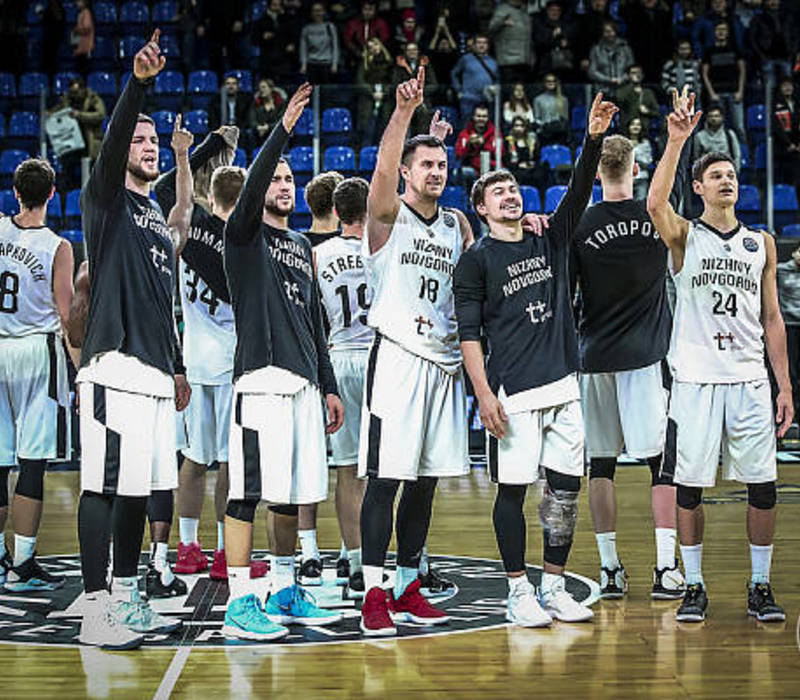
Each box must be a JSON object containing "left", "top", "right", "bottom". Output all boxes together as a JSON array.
[
  {"left": 589, "top": 457, "right": 616, "bottom": 481},
  {"left": 226, "top": 499, "right": 258, "bottom": 522},
  {"left": 647, "top": 455, "right": 673, "bottom": 486},
  {"left": 267, "top": 504, "right": 298, "bottom": 516},
  {"left": 676, "top": 485, "right": 702, "bottom": 510},
  {"left": 14, "top": 459, "right": 45, "bottom": 501},
  {"left": 146, "top": 489, "right": 174, "bottom": 523},
  {"left": 539, "top": 469, "right": 580, "bottom": 547},
  {"left": 0, "top": 466, "right": 10, "bottom": 507},
  {"left": 747, "top": 482, "right": 776, "bottom": 510}
]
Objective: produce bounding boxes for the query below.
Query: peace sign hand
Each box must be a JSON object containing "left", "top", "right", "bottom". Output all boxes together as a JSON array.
[{"left": 667, "top": 86, "right": 703, "bottom": 142}]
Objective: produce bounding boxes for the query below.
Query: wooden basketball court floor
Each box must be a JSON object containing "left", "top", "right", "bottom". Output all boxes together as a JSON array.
[{"left": 3, "top": 461, "right": 800, "bottom": 699}]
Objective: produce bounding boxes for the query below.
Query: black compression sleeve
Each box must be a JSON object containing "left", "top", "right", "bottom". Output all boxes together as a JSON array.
[
  {"left": 311, "top": 279, "right": 339, "bottom": 396},
  {"left": 453, "top": 250, "right": 485, "bottom": 343}
]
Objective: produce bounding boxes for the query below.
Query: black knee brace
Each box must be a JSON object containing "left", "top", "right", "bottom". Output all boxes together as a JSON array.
[
  {"left": 589, "top": 457, "right": 616, "bottom": 480},
  {"left": 146, "top": 489, "right": 174, "bottom": 523},
  {"left": 540, "top": 469, "right": 580, "bottom": 567},
  {"left": 267, "top": 504, "right": 298, "bottom": 516},
  {"left": 226, "top": 499, "right": 258, "bottom": 522},
  {"left": 676, "top": 485, "right": 702, "bottom": 510},
  {"left": 545, "top": 468, "right": 581, "bottom": 493},
  {"left": 15, "top": 459, "right": 45, "bottom": 500},
  {"left": 647, "top": 455, "right": 673, "bottom": 486},
  {"left": 0, "top": 466, "right": 10, "bottom": 507},
  {"left": 747, "top": 482, "right": 776, "bottom": 510}
]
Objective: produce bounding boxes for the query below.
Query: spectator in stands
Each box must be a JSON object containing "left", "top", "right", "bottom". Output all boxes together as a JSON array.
[
  {"left": 692, "top": 0, "right": 744, "bottom": 56},
  {"left": 207, "top": 0, "right": 248, "bottom": 71},
  {"left": 208, "top": 75, "right": 251, "bottom": 132},
  {"left": 249, "top": 78, "right": 285, "bottom": 146},
  {"left": 393, "top": 9, "right": 424, "bottom": 54},
  {"left": 532, "top": 73, "right": 570, "bottom": 146},
  {"left": 427, "top": 11, "right": 459, "bottom": 98},
  {"left": 455, "top": 104, "right": 502, "bottom": 184},
  {"left": 627, "top": 117, "right": 653, "bottom": 201},
  {"left": 691, "top": 104, "right": 741, "bottom": 172},
  {"left": 488, "top": 0, "right": 533, "bottom": 84},
  {"left": 451, "top": 34, "right": 499, "bottom": 125},
  {"left": 532, "top": 1, "right": 578, "bottom": 80},
  {"left": 300, "top": 2, "right": 340, "bottom": 84},
  {"left": 42, "top": 0, "right": 66, "bottom": 77},
  {"left": 701, "top": 21, "right": 746, "bottom": 140},
  {"left": 776, "top": 245, "right": 800, "bottom": 421},
  {"left": 575, "top": 0, "right": 611, "bottom": 73},
  {"left": 661, "top": 39, "right": 703, "bottom": 100},
  {"left": 255, "top": 0, "right": 299, "bottom": 82},
  {"left": 773, "top": 77, "right": 800, "bottom": 199},
  {"left": 505, "top": 116, "right": 546, "bottom": 188},
  {"left": 503, "top": 83, "right": 534, "bottom": 131},
  {"left": 587, "top": 21, "right": 634, "bottom": 95},
  {"left": 178, "top": 0, "right": 209, "bottom": 72},
  {"left": 72, "top": 0, "right": 95, "bottom": 76},
  {"left": 673, "top": 0, "right": 707, "bottom": 41},
  {"left": 355, "top": 39, "right": 392, "bottom": 146},
  {"left": 54, "top": 77, "right": 106, "bottom": 163},
  {"left": 343, "top": 1, "right": 390, "bottom": 69},
  {"left": 615, "top": 64, "right": 661, "bottom": 133},
  {"left": 622, "top": 0, "right": 673, "bottom": 84},
  {"left": 748, "top": 0, "right": 794, "bottom": 82},
  {"left": 392, "top": 42, "right": 436, "bottom": 135}
]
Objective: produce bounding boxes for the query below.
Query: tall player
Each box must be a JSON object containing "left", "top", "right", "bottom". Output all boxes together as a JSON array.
[
  {"left": 221, "top": 84, "right": 344, "bottom": 642},
  {"left": 571, "top": 135, "right": 687, "bottom": 600},
  {"left": 0, "top": 159, "right": 75, "bottom": 592},
  {"left": 454, "top": 93, "right": 616, "bottom": 627},
  {"left": 647, "top": 91, "right": 792, "bottom": 622},
  {"left": 76, "top": 31, "right": 186, "bottom": 649}
]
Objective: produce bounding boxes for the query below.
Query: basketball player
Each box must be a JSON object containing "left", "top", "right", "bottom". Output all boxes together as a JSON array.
[
  {"left": 76, "top": 31, "right": 188, "bottom": 649},
  {"left": 647, "top": 90, "right": 791, "bottom": 622},
  {"left": 571, "top": 135, "right": 688, "bottom": 600},
  {"left": 221, "top": 83, "right": 344, "bottom": 642},
  {"left": 0, "top": 159, "right": 75, "bottom": 592},
  {"left": 454, "top": 93, "right": 617, "bottom": 627}
]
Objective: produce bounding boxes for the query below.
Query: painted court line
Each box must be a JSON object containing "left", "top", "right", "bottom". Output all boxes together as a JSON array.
[{"left": 153, "top": 646, "right": 191, "bottom": 700}]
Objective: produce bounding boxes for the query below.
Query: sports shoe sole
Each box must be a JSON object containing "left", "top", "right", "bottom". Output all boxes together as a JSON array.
[
  {"left": 506, "top": 611, "right": 552, "bottom": 628},
  {"left": 359, "top": 619, "right": 397, "bottom": 637},
  {"left": 128, "top": 619, "right": 183, "bottom": 635},
  {"left": 391, "top": 611, "right": 450, "bottom": 625},
  {"left": 747, "top": 608, "right": 786, "bottom": 622},
  {"left": 298, "top": 576, "right": 322, "bottom": 586},
  {"left": 221, "top": 623, "right": 289, "bottom": 641},
  {"left": 78, "top": 634, "right": 145, "bottom": 651},
  {"left": 266, "top": 613, "right": 342, "bottom": 626},
  {"left": 146, "top": 584, "right": 188, "bottom": 599},
  {"left": 600, "top": 590, "right": 625, "bottom": 600},
  {"left": 344, "top": 587, "right": 365, "bottom": 600},
  {"left": 675, "top": 611, "right": 706, "bottom": 622},
  {"left": 4, "top": 580, "right": 64, "bottom": 592},
  {"left": 174, "top": 563, "right": 207, "bottom": 574},
  {"left": 652, "top": 588, "right": 686, "bottom": 600}
]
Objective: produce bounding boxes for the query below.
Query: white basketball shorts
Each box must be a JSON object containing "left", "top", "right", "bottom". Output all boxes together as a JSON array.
[
  {"left": 0, "top": 333, "right": 70, "bottom": 465},
  {"left": 182, "top": 383, "right": 233, "bottom": 465},
  {"left": 581, "top": 361, "right": 669, "bottom": 459},
  {"left": 175, "top": 408, "right": 188, "bottom": 452},
  {"left": 329, "top": 350, "right": 367, "bottom": 467},
  {"left": 228, "top": 382, "right": 328, "bottom": 504},
  {"left": 662, "top": 380, "right": 777, "bottom": 487},
  {"left": 79, "top": 382, "right": 178, "bottom": 496},
  {"left": 358, "top": 335, "right": 469, "bottom": 481},
  {"left": 487, "top": 400, "right": 584, "bottom": 485}
]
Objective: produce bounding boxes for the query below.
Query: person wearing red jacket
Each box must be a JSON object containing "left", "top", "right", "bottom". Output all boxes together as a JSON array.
[
  {"left": 455, "top": 105, "right": 503, "bottom": 185},
  {"left": 343, "top": 1, "right": 390, "bottom": 67}
]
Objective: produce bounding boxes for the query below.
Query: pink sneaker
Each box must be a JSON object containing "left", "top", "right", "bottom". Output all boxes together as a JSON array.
[
  {"left": 209, "top": 550, "right": 269, "bottom": 580},
  {"left": 174, "top": 542, "right": 208, "bottom": 574}
]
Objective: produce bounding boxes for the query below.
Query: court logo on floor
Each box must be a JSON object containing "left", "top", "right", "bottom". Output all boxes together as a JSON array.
[{"left": 0, "top": 551, "right": 600, "bottom": 648}]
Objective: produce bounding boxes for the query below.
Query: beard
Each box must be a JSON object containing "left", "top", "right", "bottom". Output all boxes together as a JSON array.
[
  {"left": 264, "top": 197, "right": 293, "bottom": 217},
  {"left": 127, "top": 160, "right": 159, "bottom": 183}
]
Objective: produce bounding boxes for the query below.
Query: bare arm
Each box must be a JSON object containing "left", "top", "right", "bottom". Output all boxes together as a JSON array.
[
  {"left": 66, "top": 261, "right": 89, "bottom": 349},
  {"left": 166, "top": 114, "right": 194, "bottom": 256},
  {"left": 52, "top": 240, "right": 80, "bottom": 369},
  {"left": 454, "top": 209, "right": 474, "bottom": 252}
]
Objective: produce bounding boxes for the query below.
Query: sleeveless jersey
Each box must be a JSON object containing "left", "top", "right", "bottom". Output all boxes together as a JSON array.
[
  {"left": 315, "top": 235, "right": 374, "bottom": 350},
  {"left": 0, "top": 216, "right": 62, "bottom": 337},
  {"left": 668, "top": 220, "right": 767, "bottom": 383},
  {"left": 363, "top": 202, "right": 462, "bottom": 371}
]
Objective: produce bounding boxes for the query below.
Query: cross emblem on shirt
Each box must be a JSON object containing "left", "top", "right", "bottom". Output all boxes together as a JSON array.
[
  {"left": 714, "top": 332, "right": 735, "bottom": 350},
  {"left": 526, "top": 301, "right": 546, "bottom": 323},
  {"left": 415, "top": 315, "right": 434, "bottom": 334},
  {"left": 149, "top": 245, "right": 171, "bottom": 275}
]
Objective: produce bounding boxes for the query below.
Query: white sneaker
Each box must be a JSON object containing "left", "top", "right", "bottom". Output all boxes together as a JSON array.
[
  {"left": 539, "top": 579, "right": 594, "bottom": 623},
  {"left": 110, "top": 585, "right": 182, "bottom": 634},
  {"left": 506, "top": 580, "right": 552, "bottom": 628},
  {"left": 78, "top": 592, "right": 145, "bottom": 650},
  {"left": 652, "top": 561, "right": 686, "bottom": 600}
]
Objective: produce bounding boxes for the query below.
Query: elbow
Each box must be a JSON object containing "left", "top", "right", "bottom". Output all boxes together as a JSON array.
[{"left": 646, "top": 192, "right": 666, "bottom": 218}]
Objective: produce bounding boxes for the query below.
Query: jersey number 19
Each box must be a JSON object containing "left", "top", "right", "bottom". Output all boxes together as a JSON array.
[{"left": 335, "top": 282, "right": 370, "bottom": 327}]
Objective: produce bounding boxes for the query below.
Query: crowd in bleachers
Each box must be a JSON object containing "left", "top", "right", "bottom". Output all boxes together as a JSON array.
[{"left": 0, "top": 0, "right": 799, "bottom": 241}]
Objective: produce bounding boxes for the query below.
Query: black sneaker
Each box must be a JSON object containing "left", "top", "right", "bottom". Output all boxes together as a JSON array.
[
  {"left": 343, "top": 570, "right": 365, "bottom": 600},
  {"left": 336, "top": 558, "right": 350, "bottom": 585},
  {"left": 145, "top": 564, "right": 188, "bottom": 599},
  {"left": 418, "top": 568, "right": 454, "bottom": 597},
  {"left": 4, "top": 555, "right": 65, "bottom": 592},
  {"left": 652, "top": 560, "right": 686, "bottom": 600},
  {"left": 0, "top": 551, "right": 12, "bottom": 587},
  {"left": 298, "top": 558, "right": 323, "bottom": 586},
  {"left": 600, "top": 564, "right": 628, "bottom": 599},
  {"left": 676, "top": 583, "right": 708, "bottom": 622},
  {"left": 747, "top": 582, "right": 786, "bottom": 622}
]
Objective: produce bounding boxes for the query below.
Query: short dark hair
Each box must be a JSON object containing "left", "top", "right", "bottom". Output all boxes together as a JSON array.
[
  {"left": 401, "top": 134, "right": 446, "bottom": 166},
  {"left": 692, "top": 152, "right": 736, "bottom": 181},
  {"left": 472, "top": 104, "right": 489, "bottom": 116},
  {"left": 470, "top": 169, "right": 517, "bottom": 223},
  {"left": 137, "top": 113, "right": 155, "bottom": 127},
  {"left": 13, "top": 158, "right": 55, "bottom": 210},
  {"left": 210, "top": 166, "right": 246, "bottom": 211},
  {"left": 304, "top": 171, "right": 344, "bottom": 219},
  {"left": 333, "top": 177, "right": 369, "bottom": 225}
]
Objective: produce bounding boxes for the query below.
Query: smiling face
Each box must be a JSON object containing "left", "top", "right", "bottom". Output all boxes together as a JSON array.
[
  {"left": 264, "top": 161, "right": 295, "bottom": 217},
  {"left": 473, "top": 106, "right": 489, "bottom": 133},
  {"left": 628, "top": 117, "right": 642, "bottom": 137},
  {"left": 401, "top": 144, "right": 447, "bottom": 201},
  {"left": 127, "top": 120, "right": 159, "bottom": 183},
  {"left": 477, "top": 175, "right": 523, "bottom": 225},
  {"left": 693, "top": 158, "right": 738, "bottom": 207}
]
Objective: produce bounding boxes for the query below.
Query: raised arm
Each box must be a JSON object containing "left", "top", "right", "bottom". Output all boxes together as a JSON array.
[
  {"left": 166, "top": 114, "right": 194, "bottom": 256},
  {"left": 67, "top": 260, "right": 89, "bottom": 349}
]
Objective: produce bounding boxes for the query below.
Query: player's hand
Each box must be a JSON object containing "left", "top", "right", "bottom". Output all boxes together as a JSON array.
[
  {"left": 396, "top": 66, "right": 425, "bottom": 113},
  {"left": 133, "top": 29, "right": 166, "bottom": 80},
  {"left": 175, "top": 374, "right": 191, "bottom": 411},
  {"left": 215, "top": 125, "right": 239, "bottom": 149},
  {"left": 171, "top": 114, "right": 194, "bottom": 156},
  {"left": 429, "top": 109, "right": 453, "bottom": 141},
  {"left": 478, "top": 391, "right": 508, "bottom": 440},
  {"left": 775, "top": 389, "right": 793, "bottom": 438},
  {"left": 587, "top": 91, "right": 618, "bottom": 136},
  {"left": 282, "top": 83, "right": 313, "bottom": 133},
  {"left": 667, "top": 86, "right": 702, "bottom": 143},
  {"left": 325, "top": 393, "right": 344, "bottom": 434},
  {"left": 521, "top": 213, "right": 550, "bottom": 237}
]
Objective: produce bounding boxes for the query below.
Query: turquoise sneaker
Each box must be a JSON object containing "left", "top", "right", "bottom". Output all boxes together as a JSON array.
[
  {"left": 109, "top": 586, "right": 182, "bottom": 634},
  {"left": 222, "top": 594, "right": 290, "bottom": 641},
  {"left": 265, "top": 584, "right": 342, "bottom": 626}
]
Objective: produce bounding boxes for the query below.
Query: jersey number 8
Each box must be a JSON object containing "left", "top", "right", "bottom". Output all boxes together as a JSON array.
[{"left": 0, "top": 270, "right": 19, "bottom": 314}]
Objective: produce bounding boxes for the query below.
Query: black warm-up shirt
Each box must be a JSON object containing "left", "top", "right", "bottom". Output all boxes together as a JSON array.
[{"left": 454, "top": 134, "right": 603, "bottom": 398}]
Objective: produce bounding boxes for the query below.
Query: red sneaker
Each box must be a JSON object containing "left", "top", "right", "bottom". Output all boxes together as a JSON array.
[
  {"left": 249, "top": 559, "right": 269, "bottom": 579},
  {"left": 209, "top": 550, "right": 269, "bottom": 580},
  {"left": 389, "top": 579, "right": 449, "bottom": 625},
  {"left": 174, "top": 542, "right": 208, "bottom": 574},
  {"left": 360, "top": 587, "right": 396, "bottom": 637}
]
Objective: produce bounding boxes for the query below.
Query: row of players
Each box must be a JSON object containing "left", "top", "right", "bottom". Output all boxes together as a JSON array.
[{"left": 0, "top": 30, "right": 791, "bottom": 649}]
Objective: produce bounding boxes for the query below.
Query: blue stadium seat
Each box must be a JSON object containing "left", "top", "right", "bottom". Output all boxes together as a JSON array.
[
  {"left": 47, "top": 193, "right": 63, "bottom": 229},
  {"left": 224, "top": 70, "right": 253, "bottom": 94},
  {"left": 119, "top": 2, "right": 150, "bottom": 33},
  {"left": 159, "top": 147, "right": 175, "bottom": 172},
  {"left": 8, "top": 112, "right": 40, "bottom": 151},
  {"left": 0, "top": 114, "right": 5, "bottom": 139},
  {"left": 154, "top": 70, "right": 184, "bottom": 111},
  {"left": 735, "top": 184, "right": 761, "bottom": 224},
  {"left": 26, "top": 3, "right": 43, "bottom": 24},
  {"left": 753, "top": 142, "right": 766, "bottom": 170},
  {"left": 519, "top": 185, "right": 541, "bottom": 213},
  {"left": 250, "top": 0, "right": 268, "bottom": 21},
  {"left": 288, "top": 146, "right": 313, "bottom": 173},
  {"left": 774, "top": 184, "right": 799, "bottom": 211},
  {"left": 52, "top": 72, "right": 79, "bottom": 96},
  {"left": 18, "top": 72, "right": 48, "bottom": 110},
  {"left": 359, "top": 146, "right": 378, "bottom": 173},
  {"left": 570, "top": 105, "right": 587, "bottom": 132},
  {"left": 183, "top": 110, "right": 208, "bottom": 135},
  {"left": 93, "top": 2, "right": 117, "bottom": 27},
  {"left": 64, "top": 189, "right": 82, "bottom": 227},
  {"left": 295, "top": 187, "right": 310, "bottom": 214},
  {"left": 119, "top": 36, "right": 147, "bottom": 64},
  {"left": 541, "top": 144, "right": 572, "bottom": 169},
  {"left": 739, "top": 141, "right": 749, "bottom": 171},
  {"left": 159, "top": 33, "right": 181, "bottom": 66},
  {"left": 87, "top": 71, "right": 117, "bottom": 99},
  {"left": 592, "top": 184, "right": 602, "bottom": 203},
  {"left": 187, "top": 70, "right": 218, "bottom": 108},
  {"left": 64, "top": 1, "right": 78, "bottom": 24},
  {"left": 91, "top": 36, "right": 117, "bottom": 71},
  {"left": 61, "top": 229, "right": 84, "bottom": 244},
  {"left": 746, "top": 104, "right": 765, "bottom": 131},
  {"left": 233, "top": 148, "right": 247, "bottom": 167},
  {"left": 322, "top": 108, "right": 351, "bottom": 133},
  {"left": 151, "top": 110, "right": 176, "bottom": 136},
  {"left": 0, "top": 189, "right": 19, "bottom": 215},
  {"left": 323, "top": 146, "right": 356, "bottom": 172},
  {"left": 1, "top": 150, "right": 30, "bottom": 187},
  {"left": 440, "top": 186, "right": 467, "bottom": 211},
  {"left": 294, "top": 110, "right": 314, "bottom": 137},
  {"left": 782, "top": 224, "right": 800, "bottom": 237},
  {"left": 0, "top": 72, "right": 16, "bottom": 111},
  {"left": 545, "top": 185, "right": 568, "bottom": 213},
  {"left": 152, "top": 1, "right": 178, "bottom": 24}
]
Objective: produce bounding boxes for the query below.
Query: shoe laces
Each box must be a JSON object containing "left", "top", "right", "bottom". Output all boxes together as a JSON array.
[
  {"left": 684, "top": 583, "right": 703, "bottom": 602},
  {"left": 752, "top": 582, "right": 774, "bottom": 601},
  {"left": 284, "top": 585, "right": 318, "bottom": 613}
]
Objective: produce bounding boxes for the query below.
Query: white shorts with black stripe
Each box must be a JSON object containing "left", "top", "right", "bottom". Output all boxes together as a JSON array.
[
  {"left": 182, "top": 383, "right": 233, "bottom": 465},
  {"left": 329, "top": 350, "right": 367, "bottom": 467},
  {"left": 487, "top": 400, "right": 584, "bottom": 485},
  {"left": 228, "top": 383, "right": 328, "bottom": 504},
  {"left": 175, "top": 408, "right": 188, "bottom": 452},
  {"left": 662, "top": 380, "right": 776, "bottom": 488},
  {"left": 580, "top": 361, "right": 669, "bottom": 459},
  {"left": 79, "top": 382, "right": 178, "bottom": 496},
  {"left": 0, "top": 333, "right": 70, "bottom": 465},
  {"left": 357, "top": 335, "right": 469, "bottom": 481}
]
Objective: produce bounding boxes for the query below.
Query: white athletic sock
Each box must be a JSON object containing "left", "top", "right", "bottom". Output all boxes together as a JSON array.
[
  {"left": 179, "top": 517, "right": 199, "bottom": 546},
  {"left": 394, "top": 565, "right": 418, "bottom": 599},
  {"left": 347, "top": 548, "right": 362, "bottom": 574},
  {"left": 297, "top": 529, "right": 319, "bottom": 562},
  {"left": 216, "top": 521, "right": 225, "bottom": 551},
  {"left": 13, "top": 534, "right": 36, "bottom": 566},
  {"left": 595, "top": 532, "right": 619, "bottom": 569},
  {"left": 655, "top": 528, "right": 677, "bottom": 570},
  {"left": 362, "top": 565, "right": 384, "bottom": 593},
  {"left": 153, "top": 542, "right": 174, "bottom": 585},
  {"left": 540, "top": 572, "right": 563, "bottom": 595},
  {"left": 508, "top": 575, "right": 529, "bottom": 595},
  {"left": 110, "top": 575, "right": 138, "bottom": 600},
  {"left": 270, "top": 555, "right": 295, "bottom": 593},
  {"left": 0, "top": 538, "right": 7, "bottom": 560},
  {"left": 339, "top": 541, "right": 347, "bottom": 560},
  {"left": 749, "top": 544, "right": 773, "bottom": 584},
  {"left": 680, "top": 544, "right": 704, "bottom": 585},
  {"left": 227, "top": 566, "right": 251, "bottom": 601},
  {"left": 419, "top": 547, "right": 429, "bottom": 576}
]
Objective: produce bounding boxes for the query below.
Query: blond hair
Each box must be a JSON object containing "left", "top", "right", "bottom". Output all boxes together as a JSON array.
[{"left": 598, "top": 135, "right": 634, "bottom": 182}]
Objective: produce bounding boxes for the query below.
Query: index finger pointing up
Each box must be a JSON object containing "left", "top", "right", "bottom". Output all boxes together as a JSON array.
[
  {"left": 174, "top": 113, "right": 182, "bottom": 131},
  {"left": 417, "top": 65, "right": 426, "bottom": 92},
  {"left": 150, "top": 28, "right": 161, "bottom": 45}
]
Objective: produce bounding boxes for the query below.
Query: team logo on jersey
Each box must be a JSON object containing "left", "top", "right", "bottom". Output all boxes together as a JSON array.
[
  {"left": 0, "top": 550, "right": 599, "bottom": 648},
  {"left": 442, "top": 212, "right": 456, "bottom": 228},
  {"left": 742, "top": 237, "right": 759, "bottom": 253}
]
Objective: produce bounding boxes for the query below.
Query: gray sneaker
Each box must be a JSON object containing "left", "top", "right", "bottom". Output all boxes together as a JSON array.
[
  {"left": 110, "top": 586, "right": 182, "bottom": 634},
  {"left": 78, "top": 592, "right": 144, "bottom": 650}
]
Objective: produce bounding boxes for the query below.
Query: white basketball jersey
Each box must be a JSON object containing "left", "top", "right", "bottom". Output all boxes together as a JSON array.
[
  {"left": 363, "top": 203, "right": 463, "bottom": 371},
  {"left": 668, "top": 220, "right": 767, "bottom": 383},
  {"left": 0, "top": 216, "right": 61, "bottom": 337},
  {"left": 179, "top": 261, "right": 235, "bottom": 384},
  {"left": 315, "top": 235, "right": 374, "bottom": 350}
]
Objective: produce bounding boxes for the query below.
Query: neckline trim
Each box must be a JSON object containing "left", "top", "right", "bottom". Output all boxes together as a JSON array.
[
  {"left": 402, "top": 200, "right": 440, "bottom": 227},
  {"left": 696, "top": 217, "right": 741, "bottom": 241}
]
